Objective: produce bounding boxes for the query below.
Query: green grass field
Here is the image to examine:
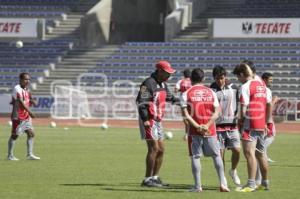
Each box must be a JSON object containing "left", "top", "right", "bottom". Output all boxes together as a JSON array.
[{"left": 0, "top": 125, "right": 299, "bottom": 199}]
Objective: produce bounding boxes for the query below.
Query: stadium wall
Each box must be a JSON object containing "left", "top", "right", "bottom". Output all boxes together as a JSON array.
[
  {"left": 165, "top": 0, "right": 213, "bottom": 41},
  {"left": 81, "top": 0, "right": 166, "bottom": 46}
]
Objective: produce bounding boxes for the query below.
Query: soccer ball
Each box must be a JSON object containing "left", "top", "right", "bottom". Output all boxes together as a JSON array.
[
  {"left": 8, "top": 121, "right": 12, "bottom": 127},
  {"left": 15, "top": 40, "right": 23, "bottom": 48},
  {"left": 100, "top": 123, "right": 108, "bottom": 130},
  {"left": 165, "top": 131, "right": 173, "bottom": 140},
  {"left": 81, "top": 114, "right": 88, "bottom": 120},
  {"left": 50, "top": 121, "right": 57, "bottom": 128}
]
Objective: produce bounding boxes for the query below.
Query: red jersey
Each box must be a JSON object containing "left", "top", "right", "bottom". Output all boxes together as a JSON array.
[
  {"left": 176, "top": 78, "right": 192, "bottom": 93},
  {"left": 11, "top": 84, "right": 30, "bottom": 121},
  {"left": 240, "top": 79, "right": 267, "bottom": 131},
  {"left": 181, "top": 84, "right": 219, "bottom": 136}
]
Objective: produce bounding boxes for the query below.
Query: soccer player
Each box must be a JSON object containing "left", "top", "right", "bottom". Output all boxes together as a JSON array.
[
  {"left": 175, "top": 69, "right": 192, "bottom": 141},
  {"left": 233, "top": 63, "right": 269, "bottom": 192},
  {"left": 8, "top": 73, "right": 40, "bottom": 161},
  {"left": 261, "top": 72, "right": 277, "bottom": 163},
  {"left": 175, "top": 69, "right": 192, "bottom": 94},
  {"left": 210, "top": 66, "right": 241, "bottom": 186},
  {"left": 136, "top": 60, "right": 179, "bottom": 187},
  {"left": 181, "top": 68, "right": 230, "bottom": 192}
]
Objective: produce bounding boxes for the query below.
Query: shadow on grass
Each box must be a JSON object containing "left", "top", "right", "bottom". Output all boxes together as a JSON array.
[
  {"left": 270, "top": 164, "right": 300, "bottom": 168},
  {"left": 60, "top": 183, "right": 220, "bottom": 192}
]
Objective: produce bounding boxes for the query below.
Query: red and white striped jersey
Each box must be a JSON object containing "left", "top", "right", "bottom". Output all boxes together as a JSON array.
[{"left": 11, "top": 84, "right": 30, "bottom": 121}]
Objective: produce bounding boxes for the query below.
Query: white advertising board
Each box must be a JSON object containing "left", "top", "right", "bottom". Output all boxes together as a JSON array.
[
  {"left": 0, "top": 18, "right": 38, "bottom": 38},
  {"left": 213, "top": 18, "right": 300, "bottom": 38}
]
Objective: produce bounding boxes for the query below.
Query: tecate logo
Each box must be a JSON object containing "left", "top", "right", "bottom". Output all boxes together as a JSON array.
[{"left": 242, "top": 22, "right": 253, "bottom": 34}]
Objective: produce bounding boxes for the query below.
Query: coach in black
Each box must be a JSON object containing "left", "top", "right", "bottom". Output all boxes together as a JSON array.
[{"left": 136, "top": 60, "right": 178, "bottom": 187}]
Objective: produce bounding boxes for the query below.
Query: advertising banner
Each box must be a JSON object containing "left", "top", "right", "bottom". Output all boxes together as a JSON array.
[
  {"left": 213, "top": 18, "right": 300, "bottom": 38},
  {"left": 0, "top": 18, "right": 38, "bottom": 38}
]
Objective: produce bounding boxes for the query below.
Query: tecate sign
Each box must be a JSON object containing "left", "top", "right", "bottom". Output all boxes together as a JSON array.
[
  {"left": 213, "top": 18, "right": 300, "bottom": 38},
  {"left": 0, "top": 18, "right": 38, "bottom": 38}
]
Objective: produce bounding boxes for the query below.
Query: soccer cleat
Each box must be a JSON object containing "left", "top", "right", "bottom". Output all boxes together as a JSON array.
[
  {"left": 229, "top": 169, "right": 241, "bottom": 185},
  {"left": 256, "top": 185, "right": 269, "bottom": 191},
  {"left": 188, "top": 187, "right": 203, "bottom": 192},
  {"left": 267, "top": 158, "right": 275, "bottom": 163},
  {"left": 235, "top": 186, "right": 256, "bottom": 192},
  {"left": 27, "top": 154, "right": 40, "bottom": 160},
  {"left": 140, "top": 179, "right": 162, "bottom": 187},
  {"left": 220, "top": 184, "right": 230, "bottom": 192},
  {"left": 7, "top": 156, "right": 19, "bottom": 161},
  {"left": 154, "top": 177, "right": 169, "bottom": 186}
]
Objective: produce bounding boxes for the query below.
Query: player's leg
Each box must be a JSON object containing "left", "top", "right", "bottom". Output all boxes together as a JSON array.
[
  {"left": 265, "top": 122, "right": 276, "bottom": 162},
  {"left": 139, "top": 119, "right": 161, "bottom": 187},
  {"left": 153, "top": 139, "right": 164, "bottom": 176},
  {"left": 227, "top": 130, "right": 241, "bottom": 185},
  {"left": 25, "top": 129, "right": 40, "bottom": 160},
  {"left": 237, "top": 131, "right": 258, "bottom": 192},
  {"left": 217, "top": 132, "right": 226, "bottom": 168},
  {"left": 265, "top": 136, "right": 275, "bottom": 162},
  {"left": 145, "top": 140, "right": 159, "bottom": 178},
  {"left": 255, "top": 153, "right": 262, "bottom": 185},
  {"left": 255, "top": 133, "right": 269, "bottom": 189},
  {"left": 153, "top": 121, "right": 165, "bottom": 177},
  {"left": 242, "top": 140, "right": 257, "bottom": 187},
  {"left": 256, "top": 152, "right": 269, "bottom": 189},
  {"left": 204, "top": 137, "right": 229, "bottom": 192},
  {"left": 7, "top": 120, "right": 20, "bottom": 160},
  {"left": 190, "top": 155, "right": 202, "bottom": 192},
  {"left": 152, "top": 121, "right": 169, "bottom": 186},
  {"left": 189, "top": 135, "right": 203, "bottom": 192}
]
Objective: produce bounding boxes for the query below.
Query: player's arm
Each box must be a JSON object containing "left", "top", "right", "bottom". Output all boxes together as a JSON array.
[
  {"left": 136, "top": 81, "right": 152, "bottom": 126},
  {"left": 238, "top": 104, "right": 247, "bottom": 131},
  {"left": 180, "top": 90, "right": 205, "bottom": 135},
  {"left": 202, "top": 92, "right": 220, "bottom": 133},
  {"left": 29, "top": 92, "right": 37, "bottom": 106},
  {"left": 180, "top": 91, "right": 199, "bottom": 129},
  {"left": 174, "top": 80, "right": 181, "bottom": 93},
  {"left": 232, "top": 84, "right": 240, "bottom": 117},
  {"left": 265, "top": 88, "right": 273, "bottom": 135},
  {"left": 238, "top": 84, "right": 249, "bottom": 131},
  {"left": 16, "top": 97, "right": 36, "bottom": 118},
  {"left": 182, "top": 108, "right": 199, "bottom": 128}
]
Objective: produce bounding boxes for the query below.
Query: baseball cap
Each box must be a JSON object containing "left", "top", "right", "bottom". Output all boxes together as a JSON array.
[{"left": 156, "top": 60, "right": 176, "bottom": 74}]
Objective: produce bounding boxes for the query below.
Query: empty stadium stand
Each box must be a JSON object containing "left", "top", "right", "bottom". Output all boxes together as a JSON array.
[
  {"left": 0, "top": 0, "right": 300, "bottom": 99},
  {"left": 0, "top": 0, "right": 119, "bottom": 95}
]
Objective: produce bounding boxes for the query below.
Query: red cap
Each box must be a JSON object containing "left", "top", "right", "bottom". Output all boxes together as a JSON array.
[{"left": 155, "top": 60, "right": 175, "bottom": 74}]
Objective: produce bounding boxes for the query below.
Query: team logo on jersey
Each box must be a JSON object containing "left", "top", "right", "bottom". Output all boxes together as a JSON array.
[
  {"left": 242, "top": 22, "right": 253, "bottom": 34},
  {"left": 191, "top": 90, "right": 212, "bottom": 102},
  {"left": 256, "top": 85, "right": 265, "bottom": 93},
  {"left": 194, "top": 90, "right": 206, "bottom": 97}
]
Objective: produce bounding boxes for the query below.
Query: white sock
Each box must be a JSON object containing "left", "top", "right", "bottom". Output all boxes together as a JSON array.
[
  {"left": 8, "top": 138, "right": 16, "bottom": 157},
  {"left": 152, "top": 176, "right": 159, "bottom": 180},
  {"left": 27, "top": 137, "right": 34, "bottom": 156}
]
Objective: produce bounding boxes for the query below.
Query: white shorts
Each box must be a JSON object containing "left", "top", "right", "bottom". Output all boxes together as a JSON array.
[{"left": 12, "top": 119, "right": 33, "bottom": 136}]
